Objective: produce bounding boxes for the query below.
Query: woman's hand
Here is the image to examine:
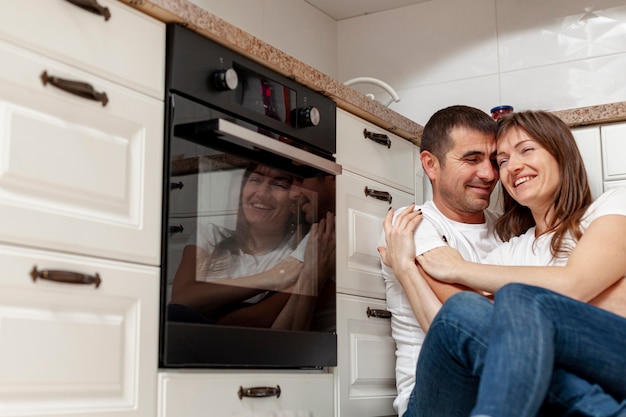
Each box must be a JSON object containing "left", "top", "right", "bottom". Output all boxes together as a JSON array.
[
  {"left": 378, "top": 205, "right": 423, "bottom": 274},
  {"left": 297, "top": 211, "right": 336, "bottom": 296},
  {"left": 417, "top": 246, "right": 466, "bottom": 283}
]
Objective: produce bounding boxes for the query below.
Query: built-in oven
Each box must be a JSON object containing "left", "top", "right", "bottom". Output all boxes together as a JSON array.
[{"left": 160, "top": 24, "right": 340, "bottom": 369}]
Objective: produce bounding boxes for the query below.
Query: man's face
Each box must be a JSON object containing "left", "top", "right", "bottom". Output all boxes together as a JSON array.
[
  {"left": 298, "top": 176, "right": 335, "bottom": 223},
  {"left": 432, "top": 127, "right": 498, "bottom": 223}
]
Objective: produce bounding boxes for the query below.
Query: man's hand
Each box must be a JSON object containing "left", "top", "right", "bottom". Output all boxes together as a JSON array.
[{"left": 378, "top": 204, "right": 423, "bottom": 273}]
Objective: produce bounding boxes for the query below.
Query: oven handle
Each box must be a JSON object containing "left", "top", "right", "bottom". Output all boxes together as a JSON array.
[{"left": 210, "top": 118, "right": 342, "bottom": 175}]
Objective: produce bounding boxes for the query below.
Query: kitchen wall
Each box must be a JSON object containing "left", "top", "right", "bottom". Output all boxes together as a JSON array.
[
  {"left": 338, "top": 0, "right": 626, "bottom": 124},
  {"left": 188, "top": 0, "right": 626, "bottom": 127},
  {"left": 188, "top": 0, "right": 338, "bottom": 77}
]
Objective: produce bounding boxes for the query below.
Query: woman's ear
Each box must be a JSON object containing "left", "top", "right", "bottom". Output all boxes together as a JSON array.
[{"left": 420, "top": 150, "right": 439, "bottom": 181}]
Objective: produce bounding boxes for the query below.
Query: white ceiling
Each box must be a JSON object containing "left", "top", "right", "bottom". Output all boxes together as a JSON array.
[{"left": 305, "top": 0, "right": 432, "bottom": 20}]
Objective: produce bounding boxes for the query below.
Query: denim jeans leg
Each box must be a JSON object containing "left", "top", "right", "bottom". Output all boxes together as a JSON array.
[
  {"left": 472, "top": 283, "right": 626, "bottom": 417},
  {"left": 405, "top": 291, "right": 492, "bottom": 417}
]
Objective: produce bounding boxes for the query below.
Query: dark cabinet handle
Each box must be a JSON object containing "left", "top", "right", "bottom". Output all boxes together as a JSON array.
[
  {"left": 364, "top": 186, "right": 392, "bottom": 204},
  {"left": 30, "top": 266, "right": 101, "bottom": 288},
  {"left": 363, "top": 128, "right": 391, "bottom": 148},
  {"left": 169, "top": 225, "right": 185, "bottom": 234},
  {"left": 238, "top": 385, "right": 281, "bottom": 399},
  {"left": 65, "top": 0, "right": 111, "bottom": 21},
  {"left": 41, "top": 71, "right": 109, "bottom": 106},
  {"left": 170, "top": 181, "right": 184, "bottom": 190},
  {"left": 367, "top": 307, "right": 392, "bottom": 319}
]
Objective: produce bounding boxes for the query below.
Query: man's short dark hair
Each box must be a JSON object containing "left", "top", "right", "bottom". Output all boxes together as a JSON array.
[{"left": 420, "top": 105, "right": 497, "bottom": 163}]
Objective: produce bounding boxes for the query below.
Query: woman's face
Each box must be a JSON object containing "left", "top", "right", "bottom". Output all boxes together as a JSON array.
[
  {"left": 241, "top": 166, "right": 294, "bottom": 230},
  {"left": 496, "top": 126, "right": 560, "bottom": 215}
]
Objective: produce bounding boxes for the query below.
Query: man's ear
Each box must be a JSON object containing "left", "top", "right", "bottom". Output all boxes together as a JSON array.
[{"left": 420, "top": 150, "right": 439, "bottom": 181}]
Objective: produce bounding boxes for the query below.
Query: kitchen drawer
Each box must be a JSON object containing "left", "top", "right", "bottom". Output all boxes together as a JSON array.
[
  {"left": 0, "top": 0, "right": 164, "bottom": 99},
  {"left": 0, "top": 39, "right": 163, "bottom": 265},
  {"left": 0, "top": 243, "right": 159, "bottom": 417},
  {"left": 336, "top": 171, "right": 414, "bottom": 299},
  {"left": 336, "top": 109, "right": 414, "bottom": 193},
  {"left": 336, "top": 294, "right": 397, "bottom": 417},
  {"left": 601, "top": 123, "right": 626, "bottom": 182},
  {"left": 159, "top": 371, "right": 334, "bottom": 417}
]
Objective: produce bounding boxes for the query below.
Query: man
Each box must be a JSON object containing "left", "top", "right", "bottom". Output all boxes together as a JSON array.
[
  {"left": 379, "top": 105, "right": 501, "bottom": 417},
  {"left": 378, "top": 105, "right": 623, "bottom": 417}
]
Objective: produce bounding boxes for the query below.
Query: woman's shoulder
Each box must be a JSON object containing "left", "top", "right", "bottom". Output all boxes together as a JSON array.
[{"left": 586, "top": 188, "right": 626, "bottom": 217}]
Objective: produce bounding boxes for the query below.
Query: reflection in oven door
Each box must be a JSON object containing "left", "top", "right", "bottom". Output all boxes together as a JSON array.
[{"left": 161, "top": 92, "right": 340, "bottom": 369}]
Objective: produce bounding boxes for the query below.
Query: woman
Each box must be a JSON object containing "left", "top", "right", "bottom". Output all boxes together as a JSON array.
[
  {"left": 388, "top": 110, "right": 626, "bottom": 416},
  {"left": 169, "top": 163, "right": 334, "bottom": 329}
]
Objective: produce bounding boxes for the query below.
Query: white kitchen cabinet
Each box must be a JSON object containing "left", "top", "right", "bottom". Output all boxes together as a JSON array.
[
  {"left": 0, "top": 1, "right": 164, "bottom": 417},
  {"left": 159, "top": 371, "right": 334, "bottom": 417},
  {"left": 601, "top": 123, "right": 626, "bottom": 182},
  {"left": 572, "top": 122, "right": 626, "bottom": 198},
  {"left": 0, "top": 0, "right": 165, "bottom": 99},
  {"left": 336, "top": 294, "right": 398, "bottom": 417},
  {"left": 0, "top": 244, "right": 158, "bottom": 417},
  {"left": 336, "top": 109, "right": 414, "bottom": 194},
  {"left": 335, "top": 109, "right": 416, "bottom": 416},
  {"left": 572, "top": 126, "right": 604, "bottom": 199},
  {"left": 336, "top": 171, "right": 414, "bottom": 299}
]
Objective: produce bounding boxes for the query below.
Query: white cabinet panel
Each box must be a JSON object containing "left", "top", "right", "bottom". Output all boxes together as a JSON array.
[
  {"left": 0, "top": 244, "right": 158, "bottom": 417},
  {"left": 336, "top": 171, "right": 414, "bottom": 299},
  {"left": 0, "top": 0, "right": 164, "bottom": 99},
  {"left": 336, "top": 294, "right": 396, "bottom": 417},
  {"left": 572, "top": 126, "right": 603, "bottom": 200},
  {"left": 0, "top": 40, "right": 162, "bottom": 265},
  {"left": 159, "top": 371, "right": 333, "bottom": 417},
  {"left": 601, "top": 123, "right": 626, "bottom": 182},
  {"left": 336, "top": 109, "right": 414, "bottom": 194}
]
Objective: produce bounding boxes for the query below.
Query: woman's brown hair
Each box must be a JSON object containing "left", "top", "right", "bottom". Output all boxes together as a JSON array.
[{"left": 494, "top": 111, "right": 593, "bottom": 258}]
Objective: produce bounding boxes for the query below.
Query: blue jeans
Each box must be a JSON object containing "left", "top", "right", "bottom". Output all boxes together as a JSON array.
[{"left": 404, "top": 288, "right": 626, "bottom": 417}]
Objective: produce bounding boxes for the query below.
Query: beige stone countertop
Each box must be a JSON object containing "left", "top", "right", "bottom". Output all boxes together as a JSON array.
[{"left": 120, "top": 0, "right": 626, "bottom": 145}]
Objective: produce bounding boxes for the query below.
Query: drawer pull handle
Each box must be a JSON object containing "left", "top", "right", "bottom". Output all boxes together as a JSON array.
[
  {"left": 169, "top": 225, "right": 185, "bottom": 234},
  {"left": 238, "top": 385, "right": 281, "bottom": 400},
  {"left": 41, "top": 71, "right": 109, "bottom": 106},
  {"left": 363, "top": 128, "right": 391, "bottom": 148},
  {"left": 364, "top": 186, "right": 392, "bottom": 204},
  {"left": 367, "top": 307, "right": 392, "bottom": 319},
  {"left": 170, "top": 181, "right": 185, "bottom": 190},
  {"left": 30, "top": 266, "right": 101, "bottom": 288},
  {"left": 65, "top": 0, "right": 111, "bottom": 21}
]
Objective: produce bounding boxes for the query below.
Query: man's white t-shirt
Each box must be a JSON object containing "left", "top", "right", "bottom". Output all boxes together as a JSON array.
[{"left": 380, "top": 201, "right": 501, "bottom": 417}]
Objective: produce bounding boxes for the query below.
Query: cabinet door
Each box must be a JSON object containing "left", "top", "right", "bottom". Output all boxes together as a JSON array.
[
  {"left": 601, "top": 123, "right": 626, "bottom": 182},
  {"left": 336, "top": 109, "right": 414, "bottom": 194},
  {"left": 0, "top": 40, "right": 163, "bottom": 265},
  {"left": 0, "top": 244, "right": 158, "bottom": 417},
  {"left": 0, "top": 0, "right": 164, "bottom": 98},
  {"left": 159, "top": 371, "right": 334, "bottom": 417},
  {"left": 336, "top": 171, "right": 414, "bottom": 299},
  {"left": 572, "top": 126, "right": 603, "bottom": 200},
  {"left": 336, "top": 294, "right": 397, "bottom": 417}
]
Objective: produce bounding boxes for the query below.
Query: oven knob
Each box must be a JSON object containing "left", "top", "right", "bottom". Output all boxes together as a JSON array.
[
  {"left": 213, "top": 68, "right": 239, "bottom": 91},
  {"left": 296, "top": 106, "right": 320, "bottom": 127}
]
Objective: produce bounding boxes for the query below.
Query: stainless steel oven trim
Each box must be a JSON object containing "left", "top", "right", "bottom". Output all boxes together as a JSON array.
[{"left": 211, "top": 118, "right": 342, "bottom": 176}]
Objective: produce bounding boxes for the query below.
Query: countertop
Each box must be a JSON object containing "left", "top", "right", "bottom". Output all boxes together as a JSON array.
[{"left": 119, "top": 0, "right": 626, "bottom": 145}]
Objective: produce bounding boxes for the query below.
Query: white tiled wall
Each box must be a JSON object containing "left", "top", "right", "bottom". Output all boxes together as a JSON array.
[
  {"left": 188, "top": 0, "right": 338, "bottom": 77},
  {"left": 338, "top": 0, "right": 626, "bottom": 124}
]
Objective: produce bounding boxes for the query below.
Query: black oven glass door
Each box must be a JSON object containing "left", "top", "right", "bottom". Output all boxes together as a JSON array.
[{"left": 161, "top": 94, "right": 338, "bottom": 368}]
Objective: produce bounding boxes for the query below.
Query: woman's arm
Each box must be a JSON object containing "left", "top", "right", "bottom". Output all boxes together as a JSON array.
[
  {"left": 170, "top": 245, "right": 302, "bottom": 318},
  {"left": 418, "top": 215, "right": 626, "bottom": 303}
]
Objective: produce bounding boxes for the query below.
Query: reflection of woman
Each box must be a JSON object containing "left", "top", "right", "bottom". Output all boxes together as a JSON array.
[
  {"left": 387, "top": 111, "right": 626, "bottom": 416},
  {"left": 169, "top": 163, "right": 307, "bottom": 328}
]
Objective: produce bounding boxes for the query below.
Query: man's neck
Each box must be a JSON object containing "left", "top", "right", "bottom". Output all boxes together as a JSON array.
[{"left": 432, "top": 200, "right": 486, "bottom": 224}]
